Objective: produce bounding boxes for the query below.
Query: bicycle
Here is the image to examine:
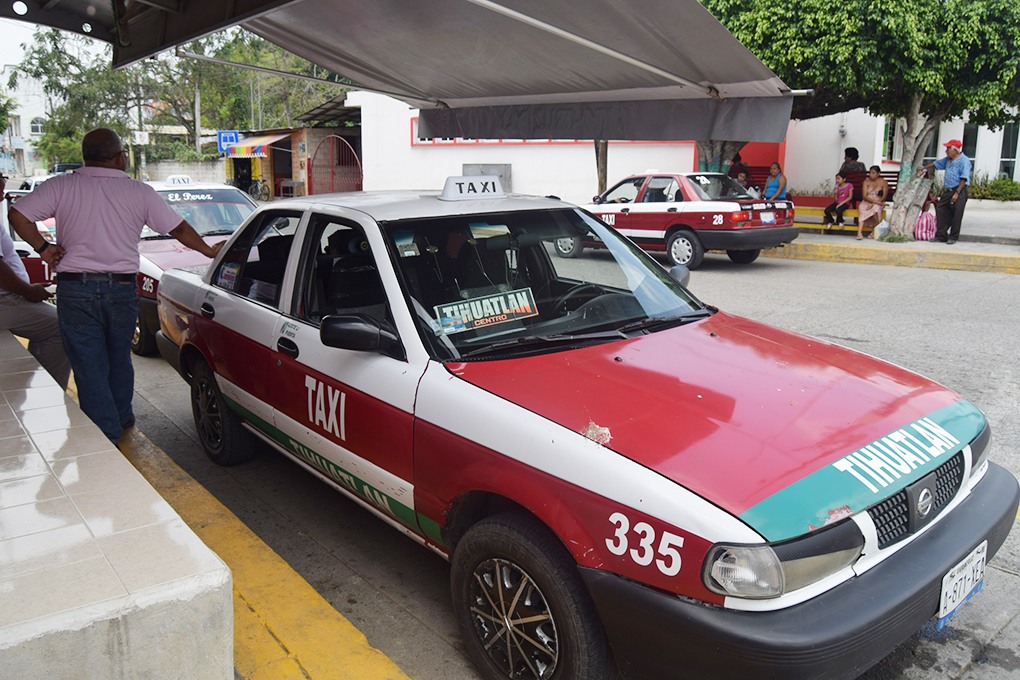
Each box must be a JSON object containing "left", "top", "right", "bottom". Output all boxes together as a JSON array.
[{"left": 248, "top": 179, "right": 271, "bottom": 202}]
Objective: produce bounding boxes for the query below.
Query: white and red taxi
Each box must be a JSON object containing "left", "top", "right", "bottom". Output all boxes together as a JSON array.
[
  {"left": 133, "top": 175, "right": 256, "bottom": 354},
  {"left": 157, "top": 177, "right": 1016, "bottom": 680},
  {"left": 571, "top": 171, "right": 798, "bottom": 269}
]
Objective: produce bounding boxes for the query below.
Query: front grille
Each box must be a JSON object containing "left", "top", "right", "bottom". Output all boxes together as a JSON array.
[{"left": 868, "top": 452, "right": 965, "bottom": 549}]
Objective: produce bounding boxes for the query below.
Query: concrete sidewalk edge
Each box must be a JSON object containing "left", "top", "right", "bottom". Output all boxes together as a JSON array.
[
  {"left": 762, "top": 239, "right": 1020, "bottom": 275},
  {"left": 118, "top": 428, "right": 410, "bottom": 680}
]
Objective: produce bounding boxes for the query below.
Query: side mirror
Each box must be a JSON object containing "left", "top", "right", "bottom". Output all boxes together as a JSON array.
[
  {"left": 668, "top": 265, "right": 691, "bottom": 288},
  {"left": 592, "top": 195, "right": 603, "bottom": 204},
  {"left": 320, "top": 314, "right": 406, "bottom": 361}
]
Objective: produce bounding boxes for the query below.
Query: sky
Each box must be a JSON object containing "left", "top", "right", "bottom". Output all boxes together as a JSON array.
[{"left": 0, "top": 18, "right": 38, "bottom": 70}]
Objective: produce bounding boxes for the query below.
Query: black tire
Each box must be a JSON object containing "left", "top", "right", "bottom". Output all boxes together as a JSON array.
[
  {"left": 452, "top": 513, "right": 613, "bottom": 680},
  {"left": 258, "top": 182, "right": 272, "bottom": 202},
  {"left": 131, "top": 313, "right": 158, "bottom": 356},
  {"left": 666, "top": 229, "right": 705, "bottom": 269},
  {"left": 190, "top": 360, "right": 257, "bottom": 466},
  {"left": 554, "top": 237, "right": 583, "bottom": 258},
  {"left": 726, "top": 248, "right": 761, "bottom": 264}
]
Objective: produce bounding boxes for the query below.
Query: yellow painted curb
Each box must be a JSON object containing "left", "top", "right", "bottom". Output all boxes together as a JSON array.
[
  {"left": 118, "top": 428, "right": 409, "bottom": 680},
  {"left": 763, "top": 238, "right": 1020, "bottom": 275}
]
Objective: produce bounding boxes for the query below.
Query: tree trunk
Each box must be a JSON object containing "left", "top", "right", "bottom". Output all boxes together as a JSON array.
[
  {"left": 888, "top": 95, "right": 946, "bottom": 238},
  {"left": 695, "top": 140, "right": 747, "bottom": 172}
]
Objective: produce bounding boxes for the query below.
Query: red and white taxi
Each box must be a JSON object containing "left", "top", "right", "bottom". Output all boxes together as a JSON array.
[
  {"left": 571, "top": 171, "right": 798, "bottom": 268},
  {"left": 157, "top": 177, "right": 1016, "bottom": 680},
  {"left": 133, "top": 175, "right": 256, "bottom": 354}
]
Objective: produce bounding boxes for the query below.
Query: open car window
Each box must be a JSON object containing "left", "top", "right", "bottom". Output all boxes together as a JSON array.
[
  {"left": 212, "top": 212, "right": 301, "bottom": 308},
  {"left": 686, "top": 174, "right": 755, "bottom": 200},
  {"left": 602, "top": 177, "right": 645, "bottom": 204},
  {"left": 295, "top": 214, "right": 392, "bottom": 327},
  {"left": 382, "top": 208, "right": 707, "bottom": 360}
]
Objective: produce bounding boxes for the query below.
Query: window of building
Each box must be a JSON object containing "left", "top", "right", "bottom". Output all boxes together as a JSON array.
[
  {"left": 29, "top": 117, "right": 45, "bottom": 135},
  {"left": 962, "top": 123, "right": 979, "bottom": 164},
  {"left": 922, "top": 127, "right": 941, "bottom": 166},
  {"left": 9, "top": 116, "right": 20, "bottom": 138},
  {"left": 999, "top": 123, "right": 1018, "bottom": 179},
  {"left": 883, "top": 118, "right": 902, "bottom": 162}
]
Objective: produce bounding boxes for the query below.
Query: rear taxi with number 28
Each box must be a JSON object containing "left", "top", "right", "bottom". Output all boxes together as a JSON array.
[{"left": 157, "top": 177, "right": 1017, "bottom": 680}]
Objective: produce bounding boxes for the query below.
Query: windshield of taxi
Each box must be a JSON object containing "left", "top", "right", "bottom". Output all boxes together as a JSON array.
[
  {"left": 686, "top": 173, "right": 754, "bottom": 201},
  {"left": 141, "top": 188, "right": 255, "bottom": 239},
  {"left": 382, "top": 208, "right": 708, "bottom": 360}
]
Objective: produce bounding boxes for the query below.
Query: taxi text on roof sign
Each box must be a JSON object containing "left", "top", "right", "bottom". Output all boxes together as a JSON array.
[{"left": 440, "top": 175, "right": 506, "bottom": 201}]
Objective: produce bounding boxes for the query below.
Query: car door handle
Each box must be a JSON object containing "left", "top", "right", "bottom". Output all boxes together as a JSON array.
[
  {"left": 668, "top": 207, "right": 678, "bottom": 212},
  {"left": 621, "top": 208, "right": 630, "bottom": 213},
  {"left": 277, "top": 337, "right": 299, "bottom": 358},
  {"left": 200, "top": 302, "right": 215, "bottom": 319}
]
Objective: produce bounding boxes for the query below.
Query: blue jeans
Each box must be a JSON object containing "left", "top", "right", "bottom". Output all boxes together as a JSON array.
[{"left": 56, "top": 280, "right": 137, "bottom": 442}]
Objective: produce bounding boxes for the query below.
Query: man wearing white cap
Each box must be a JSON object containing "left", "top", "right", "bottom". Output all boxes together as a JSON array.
[{"left": 918, "top": 139, "right": 971, "bottom": 244}]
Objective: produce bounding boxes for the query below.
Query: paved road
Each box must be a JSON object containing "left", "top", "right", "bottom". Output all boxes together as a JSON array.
[{"left": 133, "top": 252, "right": 1020, "bottom": 680}]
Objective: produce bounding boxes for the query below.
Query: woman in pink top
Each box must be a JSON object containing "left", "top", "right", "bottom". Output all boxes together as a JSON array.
[{"left": 823, "top": 171, "right": 853, "bottom": 231}]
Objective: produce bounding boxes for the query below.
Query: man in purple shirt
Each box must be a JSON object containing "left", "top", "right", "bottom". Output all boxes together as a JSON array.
[{"left": 9, "top": 128, "right": 225, "bottom": 443}]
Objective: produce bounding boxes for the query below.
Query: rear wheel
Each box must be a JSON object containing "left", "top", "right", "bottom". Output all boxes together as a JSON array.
[
  {"left": 666, "top": 230, "right": 704, "bottom": 269},
  {"left": 727, "top": 249, "right": 761, "bottom": 264},
  {"left": 452, "top": 513, "right": 613, "bottom": 680},
  {"left": 131, "top": 313, "right": 157, "bottom": 356},
  {"left": 190, "top": 360, "right": 257, "bottom": 466},
  {"left": 554, "top": 237, "right": 583, "bottom": 258}
]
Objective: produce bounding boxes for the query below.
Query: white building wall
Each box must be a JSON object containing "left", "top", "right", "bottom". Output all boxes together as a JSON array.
[
  {"left": 349, "top": 92, "right": 696, "bottom": 205},
  {"left": 350, "top": 92, "right": 1017, "bottom": 203},
  {"left": 1, "top": 65, "right": 49, "bottom": 177}
]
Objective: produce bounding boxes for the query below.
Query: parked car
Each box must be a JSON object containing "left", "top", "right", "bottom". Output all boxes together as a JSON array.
[
  {"left": 4, "top": 189, "right": 57, "bottom": 286},
  {"left": 133, "top": 175, "right": 256, "bottom": 355},
  {"left": 568, "top": 171, "right": 799, "bottom": 268},
  {"left": 17, "top": 174, "right": 60, "bottom": 192},
  {"left": 157, "top": 177, "right": 1015, "bottom": 680}
]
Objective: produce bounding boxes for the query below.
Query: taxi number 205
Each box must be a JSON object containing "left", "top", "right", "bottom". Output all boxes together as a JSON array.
[{"left": 606, "top": 512, "right": 684, "bottom": 576}]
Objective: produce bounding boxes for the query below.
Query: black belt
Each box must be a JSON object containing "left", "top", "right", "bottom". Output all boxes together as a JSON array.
[{"left": 57, "top": 272, "right": 136, "bottom": 283}]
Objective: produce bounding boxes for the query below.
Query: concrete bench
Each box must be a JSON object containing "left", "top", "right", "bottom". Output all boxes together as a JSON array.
[{"left": 0, "top": 332, "right": 232, "bottom": 679}]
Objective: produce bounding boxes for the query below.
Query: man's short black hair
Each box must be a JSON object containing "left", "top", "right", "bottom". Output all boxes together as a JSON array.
[
  {"left": 844, "top": 147, "right": 860, "bottom": 161},
  {"left": 82, "top": 128, "right": 124, "bottom": 162}
]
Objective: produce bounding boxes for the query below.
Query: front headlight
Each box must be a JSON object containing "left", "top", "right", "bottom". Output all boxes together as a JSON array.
[
  {"left": 704, "top": 544, "right": 784, "bottom": 599},
  {"left": 704, "top": 518, "right": 864, "bottom": 599}
]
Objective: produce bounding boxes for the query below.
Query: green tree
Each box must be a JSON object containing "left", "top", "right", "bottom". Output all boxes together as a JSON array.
[
  {"left": 701, "top": 0, "right": 1020, "bottom": 235},
  {"left": 9, "top": 27, "right": 346, "bottom": 167}
]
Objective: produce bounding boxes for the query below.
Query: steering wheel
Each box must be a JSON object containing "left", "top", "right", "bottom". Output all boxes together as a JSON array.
[{"left": 553, "top": 283, "right": 605, "bottom": 315}]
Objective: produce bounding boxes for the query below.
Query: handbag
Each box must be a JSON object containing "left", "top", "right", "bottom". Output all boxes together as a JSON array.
[{"left": 914, "top": 211, "right": 936, "bottom": 241}]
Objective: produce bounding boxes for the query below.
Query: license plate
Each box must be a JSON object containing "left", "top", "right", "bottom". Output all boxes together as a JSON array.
[
  {"left": 937, "top": 540, "right": 987, "bottom": 629},
  {"left": 760, "top": 211, "right": 775, "bottom": 224}
]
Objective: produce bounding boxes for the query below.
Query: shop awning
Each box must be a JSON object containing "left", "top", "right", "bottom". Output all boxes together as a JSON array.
[{"left": 225, "top": 133, "right": 291, "bottom": 158}]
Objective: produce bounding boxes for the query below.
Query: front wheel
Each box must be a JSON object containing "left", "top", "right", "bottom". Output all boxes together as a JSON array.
[
  {"left": 666, "top": 230, "right": 705, "bottom": 269},
  {"left": 190, "top": 360, "right": 257, "bottom": 466},
  {"left": 131, "top": 313, "right": 157, "bottom": 356},
  {"left": 554, "top": 237, "right": 583, "bottom": 258},
  {"left": 726, "top": 249, "right": 761, "bottom": 264},
  {"left": 258, "top": 182, "right": 272, "bottom": 202},
  {"left": 451, "top": 513, "right": 613, "bottom": 680}
]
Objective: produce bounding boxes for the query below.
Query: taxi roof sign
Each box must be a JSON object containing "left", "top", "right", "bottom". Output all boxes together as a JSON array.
[
  {"left": 440, "top": 176, "right": 506, "bottom": 201},
  {"left": 165, "top": 175, "right": 194, "bottom": 185}
]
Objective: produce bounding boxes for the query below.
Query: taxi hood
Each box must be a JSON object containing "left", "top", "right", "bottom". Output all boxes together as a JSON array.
[
  {"left": 447, "top": 312, "right": 981, "bottom": 541},
  {"left": 139, "top": 236, "right": 223, "bottom": 272}
]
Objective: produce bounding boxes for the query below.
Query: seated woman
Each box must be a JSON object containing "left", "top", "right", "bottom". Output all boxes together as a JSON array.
[
  {"left": 858, "top": 166, "right": 890, "bottom": 240},
  {"left": 764, "top": 162, "right": 787, "bottom": 200},
  {"left": 823, "top": 171, "right": 853, "bottom": 231}
]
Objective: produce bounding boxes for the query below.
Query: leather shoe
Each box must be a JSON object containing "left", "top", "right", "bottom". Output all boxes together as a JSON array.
[
  {"left": 934, "top": 237, "right": 948, "bottom": 242},
  {"left": 946, "top": 239, "right": 957, "bottom": 244}
]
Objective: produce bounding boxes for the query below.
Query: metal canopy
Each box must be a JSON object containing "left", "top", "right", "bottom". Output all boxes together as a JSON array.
[
  {"left": 2, "top": 0, "right": 792, "bottom": 142},
  {"left": 295, "top": 96, "right": 362, "bottom": 125}
]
